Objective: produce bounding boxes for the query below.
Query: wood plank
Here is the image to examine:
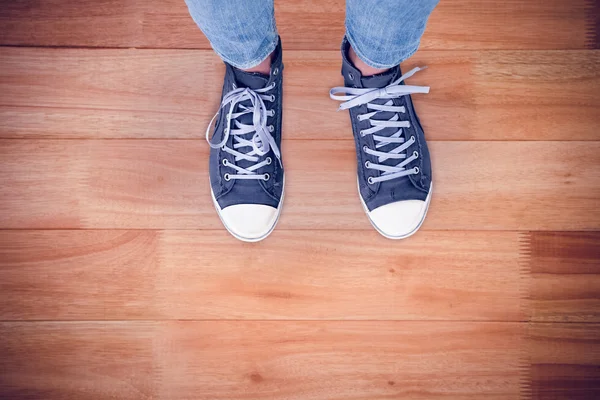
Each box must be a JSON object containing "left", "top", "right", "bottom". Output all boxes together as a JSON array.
[
  {"left": 1, "top": 321, "right": 598, "bottom": 399},
  {"left": 527, "top": 232, "right": 600, "bottom": 323},
  {"left": 529, "top": 323, "right": 600, "bottom": 400},
  {"left": 0, "top": 0, "right": 593, "bottom": 50},
  {"left": 3, "top": 230, "right": 599, "bottom": 323},
  {"left": 0, "top": 321, "right": 526, "bottom": 400},
  {"left": 0, "top": 140, "right": 599, "bottom": 230},
  {"left": 0, "top": 321, "right": 156, "bottom": 399},
  {"left": 0, "top": 0, "right": 143, "bottom": 48},
  {"left": 471, "top": 51, "right": 600, "bottom": 141},
  {"left": 1, "top": 48, "right": 598, "bottom": 141},
  {"left": 0, "top": 230, "right": 525, "bottom": 321}
]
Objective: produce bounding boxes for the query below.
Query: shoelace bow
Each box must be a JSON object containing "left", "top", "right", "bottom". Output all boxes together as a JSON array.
[
  {"left": 206, "top": 83, "right": 280, "bottom": 181},
  {"left": 330, "top": 66, "right": 429, "bottom": 183}
]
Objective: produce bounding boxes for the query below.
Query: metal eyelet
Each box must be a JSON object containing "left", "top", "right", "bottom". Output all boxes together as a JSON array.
[
  {"left": 360, "top": 130, "right": 365, "bottom": 137},
  {"left": 222, "top": 159, "right": 228, "bottom": 166},
  {"left": 413, "top": 167, "right": 420, "bottom": 174},
  {"left": 410, "top": 135, "right": 415, "bottom": 141},
  {"left": 363, "top": 145, "right": 368, "bottom": 153},
  {"left": 268, "top": 125, "right": 274, "bottom": 133},
  {"left": 348, "top": 72, "right": 355, "bottom": 80},
  {"left": 413, "top": 151, "right": 419, "bottom": 158},
  {"left": 232, "top": 83, "right": 237, "bottom": 90},
  {"left": 269, "top": 95, "right": 275, "bottom": 102},
  {"left": 268, "top": 110, "right": 275, "bottom": 117},
  {"left": 266, "top": 157, "right": 272, "bottom": 165},
  {"left": 273, "top": 67, "right": 279, "bottom": 75},
  {"left": 364, "top": 161, "right": 371, "bottom": 168},
  {"left": 356, "top": 115, "right": 362, "bottom": 122},
  {"left": 263, "top": 173, "right": 270, "bottom": 181},
  {"left": 367, "top": 177, "right": 375, "bottom": 185},
  {"left": 224, "top": 173, "right": 231, "bottom": 181}
]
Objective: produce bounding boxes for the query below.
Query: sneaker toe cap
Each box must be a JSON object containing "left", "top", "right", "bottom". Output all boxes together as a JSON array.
[
  {"left": 367, "top": 200, "right": 427, "bottom": 239},
  {"left": 219, "top": 204, "right": 279, "bottom": 242}
]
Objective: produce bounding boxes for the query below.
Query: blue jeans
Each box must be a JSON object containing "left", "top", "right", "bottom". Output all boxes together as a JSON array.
[{"left": 184, "top": 0, "right": 439, "bottom": 69}]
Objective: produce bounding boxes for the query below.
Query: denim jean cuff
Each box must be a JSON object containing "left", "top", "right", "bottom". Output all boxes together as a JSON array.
[
  {"left": 345, "top": 29, "right": 419, "bottom": 69},
  {"left": 214, "top": 35, "right": 279, "bottom": 70}
]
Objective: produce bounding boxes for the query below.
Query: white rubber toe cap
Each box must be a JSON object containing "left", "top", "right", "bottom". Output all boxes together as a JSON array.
[
  {"left": 218, "top": 204, "right": 279, "bottom": 242},
  {"left": 367, "top": 199, "right": 428, "bottom": 239}
]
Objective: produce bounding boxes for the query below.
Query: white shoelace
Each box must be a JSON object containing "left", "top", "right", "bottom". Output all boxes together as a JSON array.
[
  {"left": 330, "top": 67, "right": 429, "bottom": 183},
  {"left": 206, "top": 84, "right": 280, "bottom": 181}
]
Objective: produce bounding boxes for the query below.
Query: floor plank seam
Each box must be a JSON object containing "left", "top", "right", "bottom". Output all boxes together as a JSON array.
[
  {"left": 518, "top": 232, "right": 533, "bottom": 323},
  {"left": 518, "top": 232, "right": 533, "bottom": 399},
  {"left": 2, "top": 45, "right": 599, "bottom": 52}
]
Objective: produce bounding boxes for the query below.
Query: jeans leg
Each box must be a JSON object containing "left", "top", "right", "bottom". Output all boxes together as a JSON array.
[
  {"left": 345, "top": 0, "right": 439, "bottom": 69},
  {"left": 184, "top": 0, "right": 278, "bottom": 69}
]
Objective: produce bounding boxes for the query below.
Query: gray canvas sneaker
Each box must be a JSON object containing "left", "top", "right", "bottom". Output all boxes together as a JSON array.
[
  {"left": 206, "top": 38, "right": 284, "bottom": 242},
  {"left": 330, "top": 38, "right": 433, "bottom": 239}
]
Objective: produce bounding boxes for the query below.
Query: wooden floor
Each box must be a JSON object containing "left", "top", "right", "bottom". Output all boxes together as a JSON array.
[{"left": 0, "top": 0, "right": 599, "bottom": 399}]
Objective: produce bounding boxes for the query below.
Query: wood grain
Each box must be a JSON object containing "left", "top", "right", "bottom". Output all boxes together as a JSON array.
[
  {"left": 0, "top": 230, "right": 525, "bottom": 321},
  {"left": 528, "top": 232, "right": 600, "bottom": 323},
  {"left": 1, "top": 140, "right": 599, "bottom": 230},
  {"left": 0, "top": 321, "right": 156, "bottom": 400},
  {"left": 1, "top": 48, "right": 598, "bottom": 141},
  {"left": 0, "top": 1, "right": 599, "bottom": 398},
  {"left": 1, "top": 321, "right": 598, "bottom": 400},
  {"left": 0, "top": 0, "right": 593, "bottom": 50},
  {"left": 529, "top": 323, "right": 600, "bottom": 400},
  {"left": 3, "top": 231, "right": 599, "bottom": 323},
  {"left": 0, "top": 321, "right": 527, "bottom": 400}
]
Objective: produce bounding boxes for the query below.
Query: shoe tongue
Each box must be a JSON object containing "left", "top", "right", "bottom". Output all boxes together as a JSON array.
[
  {"left": 233, "top": 68, "right": 269, "bottom": 90},
  {"left": 360, "top": 68, "right": 396, "bottom": 89}
]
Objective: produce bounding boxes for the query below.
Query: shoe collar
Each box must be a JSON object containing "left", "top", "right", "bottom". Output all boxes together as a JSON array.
[{"left": 340, "top": 37, "right": 399, "bottom": 89}]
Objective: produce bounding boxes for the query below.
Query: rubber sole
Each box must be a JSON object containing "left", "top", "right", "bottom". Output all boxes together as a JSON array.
[
  {"left": 210, "top": 178, "right": 285, "bottom": 243},
  {"left": 358, "top": 180, "right": 433, "bottom": 240}
]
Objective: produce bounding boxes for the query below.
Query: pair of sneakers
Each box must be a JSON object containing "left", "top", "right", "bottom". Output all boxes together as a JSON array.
[{"left": 207, "top": 38, "right": 433, "bottom": 242}]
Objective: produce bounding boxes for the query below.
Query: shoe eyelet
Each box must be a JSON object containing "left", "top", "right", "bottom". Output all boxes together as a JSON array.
[
  {"left": 410, "top": 135, "right": 415, "bottom": 141},
  {"left": 367, "top": 177, "right": 375, "bottom": 185},
  {"left": 273, "top": 67, "right": 279, "bottom": 76},
  {"left": 413, "top": 167, "right": 420, "bottom": 174},
  {"left": 362, "top": 145, "right": 368, "bottom": 153},
  {"left": 221, "top": 145, "right": 226, "bottom": 151},
  {"left": 224, "top": 173, "right": 231, "bottom": 181},
  {"left": 222, "top": 159, "right": 228, "bottom": 166},
  {"left": 356, "top": 114, "right": 362, "bottom": 122},
  {"left": 263, "top": 173, "right": 270, "bottom": 181},
  {"left": 269, "top": 95, "right": 275, "bottom": 102},
  {"left": 360, "top": 130, "right": 365, "bottom": 137},
  {"left": 268, "top": 82, "right": 276, "bottom": 90},
  {"left": 266, "top": 157, "right": 272, "bottom": 165},
  {"left": 413, "top": 151, "right": 419, "bottom": 158},
  {"left": 232, "top": 83, "right": 237, "bottom": 90},
  {"left": 348, "top": 72, "right": 355, "bottom": 80},
  {"left": 364, "top": 161, "right": 371, "bottom": 168},
  {"left": 268, "top": 125, "right": 274, "bottom": 132}
]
